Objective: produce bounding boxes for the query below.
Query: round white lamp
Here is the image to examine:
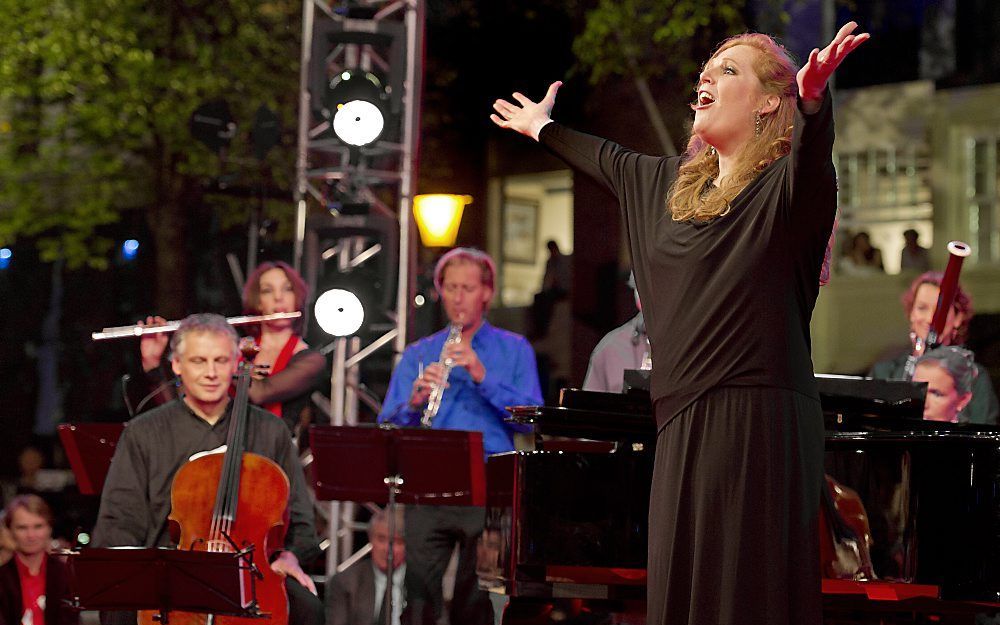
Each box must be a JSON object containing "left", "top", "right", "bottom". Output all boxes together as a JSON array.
[{"left": 314, "top": 289, "right": 365, "bottom": 337}]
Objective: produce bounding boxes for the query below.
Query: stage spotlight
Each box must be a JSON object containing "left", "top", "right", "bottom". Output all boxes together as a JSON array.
[
  {"left": 323, "top": 70, "right": 388, "bottom": 147},
  {"left": 315, "top": 288, "right": 365, "bottom": 336},
  {"left": 0, "top": 248, "right": 11, "bottom": 270}
]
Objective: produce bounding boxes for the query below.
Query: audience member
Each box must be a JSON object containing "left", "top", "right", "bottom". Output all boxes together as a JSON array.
[
  {"left": 0, "top": 495, "right": 78, "bottom": 625},
  {"left": 326, "top": 507, "right": 406, "bottom": 625},
  {"left": 530, "top": 240, "right": 571, "bottom": 338},
  {"left": 840, "top": 231, "right": 884, "bottom": 275},
  {"left": 899, "top": 228, "right": 930, "bottom": 273},
  {"left": 0, "top": 524, "right": 13, "bottom": 567}
]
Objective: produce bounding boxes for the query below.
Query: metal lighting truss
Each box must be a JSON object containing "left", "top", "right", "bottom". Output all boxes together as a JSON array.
[{"left": 293, "top": 0, "right": 424, "bottom": 578}]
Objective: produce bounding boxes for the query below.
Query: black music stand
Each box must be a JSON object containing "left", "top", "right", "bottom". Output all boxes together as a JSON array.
[
  {"left": 67, "top": 547, "right": 264, "bottom": 622},
  {"left": 310, "top": 425, "right": 487, "bottom": 625},
  {"left": 57, "top": 423, "right": 125, "bottom": 495}
]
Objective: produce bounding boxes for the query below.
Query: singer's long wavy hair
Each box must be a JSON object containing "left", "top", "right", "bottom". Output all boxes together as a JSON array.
[{"left": 667, "top": 33, "right": 799, "bottom": 222}]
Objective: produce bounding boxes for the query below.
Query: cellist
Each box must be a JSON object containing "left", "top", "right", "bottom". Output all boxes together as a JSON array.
[{"left": 92, "top": 313, "right": 324, "bottom": 625}]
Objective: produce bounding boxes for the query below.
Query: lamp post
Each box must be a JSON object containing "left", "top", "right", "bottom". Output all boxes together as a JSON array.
[{"left": 413, "top": 194, "right": 470, "bottom": 248}]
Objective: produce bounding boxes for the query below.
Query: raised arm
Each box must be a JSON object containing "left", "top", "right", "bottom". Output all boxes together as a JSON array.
[
  {"left": 796, "top": 22, "right": 869, "bottom": 112},
  {"left": 492, "top": 82, "right": 669, "bottom": 205},
  {"left": 788, "top": 22, "right": 869, "bottom": 221},
  {"left": 490, "top": 81, "right": 562, "bottom": 141},
  {"left": 247, "top": 349, "right": 325, "bottom": 405}
]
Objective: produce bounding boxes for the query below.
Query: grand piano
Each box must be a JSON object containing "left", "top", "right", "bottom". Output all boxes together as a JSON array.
[{"left": 479, "top": 375, "right": 1000, "bottom": 624}]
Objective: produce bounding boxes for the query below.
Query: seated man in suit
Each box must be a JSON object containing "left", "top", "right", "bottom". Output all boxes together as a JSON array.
[{"left": 326, "top": 507, "right": 406, "bottom": 625}]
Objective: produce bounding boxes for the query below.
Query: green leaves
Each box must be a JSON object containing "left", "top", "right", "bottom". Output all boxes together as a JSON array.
[
  {"left": 572, "top": 0, "right": 748, "bottom": 84},
  {"left": 0, "top": 0, "right": 302, "bottom": 268}
]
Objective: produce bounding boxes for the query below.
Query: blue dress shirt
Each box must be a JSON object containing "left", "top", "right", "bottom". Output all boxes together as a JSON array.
[{"left": 378, "top": 321, "right": 542, "bottom": 455}]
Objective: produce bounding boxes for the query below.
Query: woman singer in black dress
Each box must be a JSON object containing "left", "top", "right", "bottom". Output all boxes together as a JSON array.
[{"left": 491, "top": 23, "right": 868, "bottom": 625}]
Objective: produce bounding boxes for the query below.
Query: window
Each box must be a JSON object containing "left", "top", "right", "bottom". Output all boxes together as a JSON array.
[
  {"left": 834, "top": 146, "right": 933, "bottom": 274},
  {"left": 965, "top": 135, "right": 1000, "bottom": 263}
]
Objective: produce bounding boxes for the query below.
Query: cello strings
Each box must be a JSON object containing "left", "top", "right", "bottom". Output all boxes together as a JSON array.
[{"left": 221, "top": 358, "right": 252, "bottom": 546}]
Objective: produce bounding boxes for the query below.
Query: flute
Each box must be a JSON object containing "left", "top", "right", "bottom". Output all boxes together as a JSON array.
[{"left": 91, "top": 311, "right": 302, "bottom": 341}]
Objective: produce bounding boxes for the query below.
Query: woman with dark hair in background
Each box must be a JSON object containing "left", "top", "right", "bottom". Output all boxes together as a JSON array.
[
  {"left": 139, "top": 261, "right": 326, "bottom": 437},
  {"left": 492, "top": 20, "right": 867, "bottom": 625},
  {"left": 869, "top": 270, "right": 998, "bottom": 424},
  {"left": 840, "top": 230, "right": 884, "bottom": 275}
]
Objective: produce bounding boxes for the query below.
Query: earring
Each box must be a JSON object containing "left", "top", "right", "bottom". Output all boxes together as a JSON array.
[
  {"left": 754, "top": 111, "right": 763, "bottom": 137},
  {"left": 708, "top": 145, "right": 717, "bottom": 157}
]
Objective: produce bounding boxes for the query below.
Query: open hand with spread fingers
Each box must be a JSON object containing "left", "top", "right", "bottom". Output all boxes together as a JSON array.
[
  {"left": 797, "top": 21, "right": 870, "bottom": 103},
  {"left": 490, "top": 81, "right": 562, "bottom": 141}
]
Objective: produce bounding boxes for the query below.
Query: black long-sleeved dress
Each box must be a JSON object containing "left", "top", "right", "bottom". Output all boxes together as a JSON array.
[{"left": 539, "top": 91, "right": 837, "bottom": 624}]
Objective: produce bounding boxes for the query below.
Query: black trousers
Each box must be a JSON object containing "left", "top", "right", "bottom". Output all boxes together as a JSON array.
[
  {"left": 403, "top": 505, "right": 493, "bottom": 625},
  {"left": 287, "top": 577, "right": 324, "bottom": 625}
]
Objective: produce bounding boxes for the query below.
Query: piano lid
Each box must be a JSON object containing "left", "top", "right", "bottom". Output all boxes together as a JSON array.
[
  {"left": 507, "top": 375, "right": 955, "bottom": 441},
  {"left": 507, "top": 388, "right": 654, "bottom": 442},
  {"left": 816, "top": 374, "right": 925, "bottom": 420}
]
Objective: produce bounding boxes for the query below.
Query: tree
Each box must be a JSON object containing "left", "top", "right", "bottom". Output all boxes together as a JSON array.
[
  {"left": 572, "top": 0, "right": 756, "bottom": 156},
  {"left": 0, "top": 0, "right": 302, "bottom": 316}
]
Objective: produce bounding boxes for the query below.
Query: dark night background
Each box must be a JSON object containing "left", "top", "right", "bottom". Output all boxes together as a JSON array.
[{"left": 1, "top": 0, "right": 999, "bottom": 483}]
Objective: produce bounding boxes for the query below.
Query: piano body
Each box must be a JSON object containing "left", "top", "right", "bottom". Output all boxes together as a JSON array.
[{"left": 480, "top": 377, "right": 1000, "bottom": 624}]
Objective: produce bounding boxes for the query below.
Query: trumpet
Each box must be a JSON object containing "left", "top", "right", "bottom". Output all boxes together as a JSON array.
[{"left": 91, "top": 311, "right": 302, "bottom": 341}]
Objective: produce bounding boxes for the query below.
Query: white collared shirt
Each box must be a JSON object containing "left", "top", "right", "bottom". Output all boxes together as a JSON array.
[{"left": 372, "top": 562, "right": 406, "bottom": 625}]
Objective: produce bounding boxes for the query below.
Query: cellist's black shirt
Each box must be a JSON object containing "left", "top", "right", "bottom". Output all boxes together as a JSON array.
[
  {"left": 540, "top": 91, "right": 837, "bottom": 429},
  {"left": 92, "top": 399, "right": 319, "bottom": 563}
]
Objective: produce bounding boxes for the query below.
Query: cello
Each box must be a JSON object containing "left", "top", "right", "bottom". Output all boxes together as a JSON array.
[{"left": 139, "top": 338, "right": 290, "bottom": 625}]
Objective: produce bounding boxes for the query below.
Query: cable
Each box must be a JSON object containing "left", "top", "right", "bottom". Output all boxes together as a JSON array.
[
  {"left": 134, "top": 376, "right": 180, "bottom": 416},
  {"left": 120, "top": 374, "right": 135, "bottom": 418}
]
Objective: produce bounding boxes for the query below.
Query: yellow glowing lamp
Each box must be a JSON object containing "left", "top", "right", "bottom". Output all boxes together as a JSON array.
[{"left": 413, "top": 194, "right": 471, "bottom": 247}]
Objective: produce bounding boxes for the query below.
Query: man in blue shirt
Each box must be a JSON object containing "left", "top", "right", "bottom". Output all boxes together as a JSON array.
[{"left": 378, "top": 247, "right": 542, "bottom": 625}]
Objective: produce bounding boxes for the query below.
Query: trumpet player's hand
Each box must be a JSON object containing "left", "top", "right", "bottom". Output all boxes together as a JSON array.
[
  {"left": 410, "top": 362, "right": 446, "bottom": 408},
  {"left": 444, "top": 342, "right": 486, "bottom": 384},
  {"left": 139, "top": 315, "right": 169, "bottom": 372}
]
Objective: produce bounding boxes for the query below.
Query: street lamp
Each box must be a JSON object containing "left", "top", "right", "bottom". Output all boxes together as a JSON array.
[{"left": 413, "top": 194, "right": 471, "bottom": 247}]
